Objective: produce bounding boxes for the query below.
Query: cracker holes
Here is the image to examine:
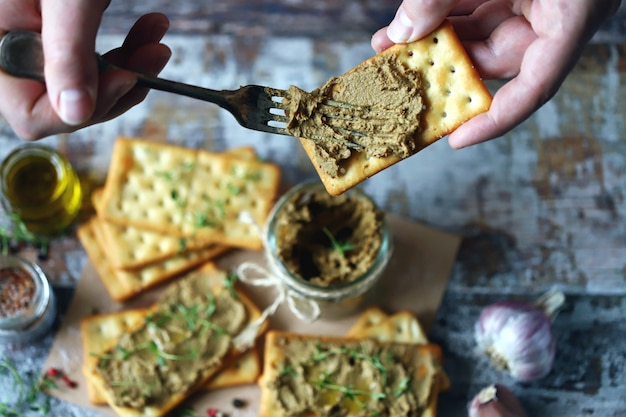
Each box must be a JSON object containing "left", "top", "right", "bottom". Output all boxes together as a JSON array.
[
  {"left": 407, "top": 50, "right": 414, "bottom": 57},
  {"left": 158, "top": 240, "right": 170, "bottom": 252},
  {"left": 164, "top": 213, "right": 177, "bottom": 224},
  {"left": 138, "top": 208, "right": 149, "bottom": 220},
  {"left": 432, "top": 37, "right": 439, "bottom": 44},
  {"left": 450, "top": 66, "right": 456, "bottom": 73}
]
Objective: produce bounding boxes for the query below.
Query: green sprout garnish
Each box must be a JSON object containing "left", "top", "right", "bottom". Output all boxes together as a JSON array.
[
  {"left": 394, "top": 377, "right": 411, "bottom": 398},
  {"left": 322, "top": 227, "right": 355, "bottom": 257},
  {"left": 0, "top": 357, "right": 56, "bottom": 417},
  {"left": 224, "top": 272, "right": 239, "bottom": 298}
]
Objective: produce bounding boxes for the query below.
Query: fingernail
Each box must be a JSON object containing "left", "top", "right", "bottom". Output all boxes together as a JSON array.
[
  {"left": 387, "top": 8, "right": 415, "bottom": 43},
  {"left": 59, "top": 88, "right": 93, "bottom": 125}
]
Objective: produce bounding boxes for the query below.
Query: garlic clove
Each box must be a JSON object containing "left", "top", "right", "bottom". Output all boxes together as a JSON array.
[
  {"left": 474, "top": 290, "right": 564, "bottom": 381},
  {"left": 468, "top": 384, "right": 527, "bottom": 417}
]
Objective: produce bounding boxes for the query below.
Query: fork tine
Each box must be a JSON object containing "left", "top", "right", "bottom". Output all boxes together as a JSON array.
[{"left": 234, "top": 85, "right": 291, "bottom": 135}]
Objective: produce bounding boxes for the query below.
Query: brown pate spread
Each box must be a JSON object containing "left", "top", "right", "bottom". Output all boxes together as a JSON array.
[
  {"left": 94, "top": 272, "right": 247, "bottom": 408},
  {"left": 268, "top": 336, "right": 437, "bottom": 417},
  {"left": 282, "top": 54, "right": 424, "bottom": 177},
  {"left": 274, "top": 185, "right": 384, "bottom": 286}
]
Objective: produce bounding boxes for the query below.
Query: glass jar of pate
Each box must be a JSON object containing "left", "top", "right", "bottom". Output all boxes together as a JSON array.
[
  {"left": 0, "top": 255, "right": 57, "bottom": 346},
  {"left": 264, "top": 181, "right": 393, "bottom": 320},
  {"left": 1, "top": 144, "right": 82, "bottom": 236}
]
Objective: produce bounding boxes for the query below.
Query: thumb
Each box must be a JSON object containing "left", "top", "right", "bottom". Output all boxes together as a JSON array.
[
  {"left": 40, "top": 1, "right": 109, "bottom": 125},
  {"left": 387, "top": 0, "right": 458, "bottom": 43}
]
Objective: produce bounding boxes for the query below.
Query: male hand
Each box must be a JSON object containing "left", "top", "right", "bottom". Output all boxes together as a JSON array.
[
  {"left": 0, "top": 0, "right": 172, "bottom": 140},
  {"left": 372, "top": 0, "right": 621, "bottom": 148}
]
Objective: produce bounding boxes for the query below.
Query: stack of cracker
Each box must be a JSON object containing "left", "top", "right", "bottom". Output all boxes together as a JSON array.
[
  {"left": 259, "top": 307, "right": 449, "bottom": 417},
  {"left": 78, "top": 137, "right": 282, "bottom": 302},
  {"left": 81, "top": 262, "right": 268, "bottom": 417}
]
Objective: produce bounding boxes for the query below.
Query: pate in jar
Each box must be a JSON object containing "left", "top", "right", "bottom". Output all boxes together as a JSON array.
[{"left": 264, "top": 181, "right": 392, "bottom": 319}]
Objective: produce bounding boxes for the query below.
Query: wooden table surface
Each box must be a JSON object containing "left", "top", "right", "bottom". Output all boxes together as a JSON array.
[{"left": 1, "top": 1, "right": 626, "bottom": 416}]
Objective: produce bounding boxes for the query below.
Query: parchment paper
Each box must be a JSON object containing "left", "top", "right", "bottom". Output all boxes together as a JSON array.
[{"left": 43, "top": 214, "right": 460, "bottom": 416}]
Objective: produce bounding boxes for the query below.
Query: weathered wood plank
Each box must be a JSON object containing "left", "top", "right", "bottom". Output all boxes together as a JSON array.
[
  {"left": 98, "top": 0, "right": 626, "bottom": 42},
  {"left": 1, "top": 3, "right": 626, "bottom": 414}
]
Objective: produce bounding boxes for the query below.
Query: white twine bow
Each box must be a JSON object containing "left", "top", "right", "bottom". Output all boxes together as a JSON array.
[{"left": 232, "top": 211, "right": 321, "bottom": 350}]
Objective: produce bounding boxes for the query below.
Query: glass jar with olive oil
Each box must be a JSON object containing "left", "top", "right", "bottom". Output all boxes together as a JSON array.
[{"left": 1, "top": 144, "right": 82, "bottom": 236}]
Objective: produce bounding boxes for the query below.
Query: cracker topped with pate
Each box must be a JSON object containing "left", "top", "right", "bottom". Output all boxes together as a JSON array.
[{"left": 281, "top": 20, "right": 492, "bottom": 196}]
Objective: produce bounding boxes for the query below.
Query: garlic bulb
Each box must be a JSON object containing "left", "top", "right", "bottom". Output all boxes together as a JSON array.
[
  {"left": 468, "top": 384, "right": 527, "bottom": 417},
  {"left": 474, "top": 289, "right": 565, "bottom": 381}
]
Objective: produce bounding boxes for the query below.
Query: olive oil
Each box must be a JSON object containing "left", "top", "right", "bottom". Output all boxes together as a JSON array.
[{"left": 1, "top": 145, "right": 82, "bottom": 236}]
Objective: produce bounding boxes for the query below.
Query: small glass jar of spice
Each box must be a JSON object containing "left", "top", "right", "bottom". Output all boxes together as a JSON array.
[{"left": 0, "top": 255, "right": 57, "bottom": 346}]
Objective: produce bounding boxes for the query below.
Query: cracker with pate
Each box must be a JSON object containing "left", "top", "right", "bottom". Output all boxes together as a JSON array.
[
  {"left": 259, "top": 331, "right": 443, "bottom": 417},
  {"left": 80, "top": 309, "right": 262, "bottom": 405},
  {"left": 348, "top": 308, "right": 451, "bottom": 393},
  {"left": 86, "top": 263, "right": 267, "bottom": 417},
  {"left": 294, "top": 20, "right": 492, "bottom": 195}
]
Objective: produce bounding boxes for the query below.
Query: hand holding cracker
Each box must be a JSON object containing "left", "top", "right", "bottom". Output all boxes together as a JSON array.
[
  {"left": 372, "top": 0, "right": 621, "bottom": 148},
  {"left": 294, "top": 20, "right": 491, "bottom": 195}
]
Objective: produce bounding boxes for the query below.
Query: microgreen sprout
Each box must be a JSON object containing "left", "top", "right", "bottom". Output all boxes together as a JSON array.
[
  {"left": 315, "top": 369, "right": 385, "bottom": 410},
  {"left": 244, "top": 170, "right": 262, "bottom": 181},
  {"left": 171, "top": 407, "right": 199, "bottom": 417},
  {"left": 394, "top": 377, "right": 411, "bottom": 398},
  {"left": 224, "top": 272, "right": 239, "bottom": 298},
  {"left": 0, "top": 357, "right": 58, "bottom": 417},
  {"left": 192, "top": 197, "right": 226, "bottom": 229},
  {"left": 170, "top": 190, "right": 187, "bottom": 207},
  {"left": 322, "top": 227, "right": 355, "bottom": 257},
  {"left": 226, "top": 182, "right": 242, "bottom": 195},
  {"left": 0, "top": 214, "right": 50, "bottom": 258},
  {"left": 278, "top": 363, "right": 297, "bottom": 377}
]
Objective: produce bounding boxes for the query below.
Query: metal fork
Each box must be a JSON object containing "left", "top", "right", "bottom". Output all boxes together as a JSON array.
[{"left": 0, "top": 30, "right": 291, "bottom": 136}]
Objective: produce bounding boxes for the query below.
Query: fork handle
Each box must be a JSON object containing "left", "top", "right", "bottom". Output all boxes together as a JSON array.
[{"left": 97, "top": 55, "right": 232, "bottom": 109}]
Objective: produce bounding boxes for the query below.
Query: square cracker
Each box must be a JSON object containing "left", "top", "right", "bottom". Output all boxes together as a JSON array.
[
  {"left": 86, "top": 263, "right": 267, "bottom": 417},
  {"left": 77, "top": 217, "right": 229, "bottom": 302},
  {"left": 259, "top": 331, "right": 443, "bottom": 417},
  {"left": 299, "top": 20, "right": 492, "bottom": 195},
  {"left": 349, "top": 309, "right": 450, "bottom": 392},
  {"left": 91, "top": 146, "right": 258, "bottom": 270},
  {"left": 99, "top": 138, "right": 281, "bottom": 249},
  {"left": 80, "top": 309, "right": 261, "bottom": 405},
  {"left": 91, "top": 188, "right": 214, "bottom": 270}
]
